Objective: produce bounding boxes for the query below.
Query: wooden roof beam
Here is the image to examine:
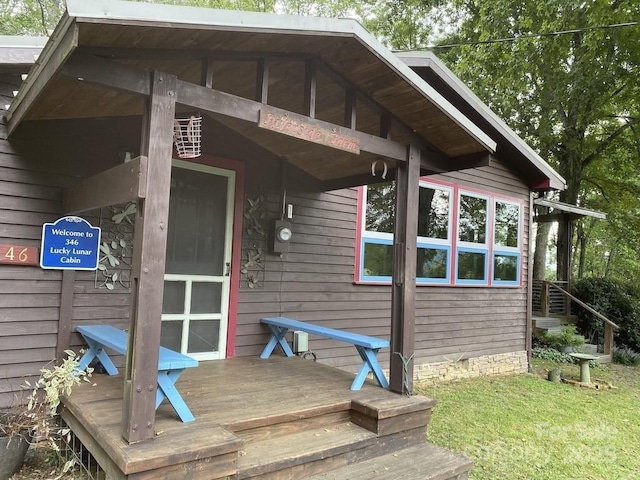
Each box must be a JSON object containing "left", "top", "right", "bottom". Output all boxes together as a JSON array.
[
  {"left": 256, "top": 58, "right": 269, "bottom": 103},
  {"left": 59, "top": 53, "right": 408, "bottom": 162},
  {"left": 304, "top": 59, "right": 317, "bottom": 118},
  {"left": 421, "top": 152, "right": 492, "bottom": 174},
  {"left": 63, "top": 156, "right": 148, "bottom": 214}
]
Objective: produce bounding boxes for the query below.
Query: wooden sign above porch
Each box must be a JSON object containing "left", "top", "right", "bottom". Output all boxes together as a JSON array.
[{"left": 258, "top": 108, "right": 361, "bottom": 155}]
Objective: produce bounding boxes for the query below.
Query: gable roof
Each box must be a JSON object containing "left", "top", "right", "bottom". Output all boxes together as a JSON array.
[
  {"left": 398, "top": 51, "right": 565, "bottom": 191},
  {"left": 4, "top": 0, "right": 563, "bottom": 191}
]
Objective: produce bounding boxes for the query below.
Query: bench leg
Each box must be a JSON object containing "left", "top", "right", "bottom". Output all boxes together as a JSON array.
[
  {"left": 352, "top": 346, "right": 389, "bottom": 391},
  {"left": 260, "top": 325, "right": 294, "bottom": 358},
  {"left": 156, "top": 369, "right": 195, "bottom": 423},
  {"left": 77, "top": 338, "right": 119, "bottom": 376}
]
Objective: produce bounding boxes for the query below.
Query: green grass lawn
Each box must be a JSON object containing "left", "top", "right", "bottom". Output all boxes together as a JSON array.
[{"left": 416, "top": 360, "right": 640, "bottom": 480}]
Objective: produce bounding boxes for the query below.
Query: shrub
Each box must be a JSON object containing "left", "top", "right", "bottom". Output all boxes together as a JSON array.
[
  {"left": 541, "top": 325, "right": 585, "bottom": 350},
  {"left": 612, "top": 347, "right": 640, "bottom": 366},
  {"left": 572, "top": 277, "right": 640, "bottom": 352}
]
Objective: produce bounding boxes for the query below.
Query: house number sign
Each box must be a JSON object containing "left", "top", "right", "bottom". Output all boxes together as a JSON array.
[
  {"left": 40, "top": 216, "right": 101, "bottom": 270},
  {"left": 0, "top": 244, "right": 39, "bottom": 266}
]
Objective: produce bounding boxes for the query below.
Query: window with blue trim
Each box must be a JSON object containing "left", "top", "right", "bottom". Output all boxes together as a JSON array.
[
  {"left": 492, "top": 200, "right": 521, "bottom": 285},
  {"left": 456, "top": 192, "right": 489, "bottom": 284},
  {"left": 361, "top": 181, "right": 452, "bottom": 283},
  {"left": 358, "top": 179, "right": 523, "bottom": 287}
]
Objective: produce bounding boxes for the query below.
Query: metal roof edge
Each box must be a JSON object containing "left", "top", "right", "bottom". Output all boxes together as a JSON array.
[
  {"left": 397, "top": 50, "right": 566, "bottom": 191},
  {"left": 0, "top": 36, "right": 49, "bottom": 48},
  {"left": 0, "top": 36, "right": 47, "bottom": 68},
  {"left": 65, "top": 0, "right": 497, "bottom": 153},
  {"left": 534, "top": 198, "right": 606, "bottom": 219},
  {"left": 5, "top": 13, "right": 77, "bottom": 134}
]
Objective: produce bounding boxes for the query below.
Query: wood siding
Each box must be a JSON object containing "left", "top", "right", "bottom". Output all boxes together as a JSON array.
[
  {"left": 1, "top": 77, "right": 530, "bottom": 406},
  {"left": 0, "top": 88, "right": 134, "bottom": 407},
  {"left": 236, "top": 157, "right": 531, "bottom": 372}
]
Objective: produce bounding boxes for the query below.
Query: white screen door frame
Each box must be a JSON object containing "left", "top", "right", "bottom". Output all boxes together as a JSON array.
[{"left": 161, "top": 159, "right": 235, "bottom": 361}]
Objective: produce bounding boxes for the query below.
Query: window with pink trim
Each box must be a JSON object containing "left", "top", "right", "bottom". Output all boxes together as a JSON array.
[{"left": 356, "top": 179, "right": 522, "bottom": 287}]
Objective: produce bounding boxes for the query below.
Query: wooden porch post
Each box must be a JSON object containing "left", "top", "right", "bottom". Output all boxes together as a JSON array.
[
  {"left": 122, "top": 71, "right": 177, "bottom": 443},
  {"left": 389, "top": 144, "right": 420, "bottom": 394}
]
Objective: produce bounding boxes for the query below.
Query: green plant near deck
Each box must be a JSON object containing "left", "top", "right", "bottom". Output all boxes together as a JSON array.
[
  {"left": 420, "top": 360, "right": 640, "bottom": 479},
  {"left": 1, "top": 351, "right": 93, "bottom": 474},
  {"left": 542, "top": 325, "right": 585, "bottom": 350}
]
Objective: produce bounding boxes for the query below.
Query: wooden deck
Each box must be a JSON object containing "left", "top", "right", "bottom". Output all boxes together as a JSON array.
[{"left": 61, "top": 356, "right": 472, "bottom": 479}]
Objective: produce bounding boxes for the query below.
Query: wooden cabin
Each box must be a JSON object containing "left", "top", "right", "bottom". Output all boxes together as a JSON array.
[{"left": 0, "top": 1, "right": 565, "bottom": 478}]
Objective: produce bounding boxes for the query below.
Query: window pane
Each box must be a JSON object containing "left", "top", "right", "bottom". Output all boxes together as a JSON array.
[
  {"left": 418, "top": 187, "right": 449, "bottom": 240},
  {"left": 494, "top": 254, "right": 518, "bottom": 282},
  {"left": 457, "top": 251, "right": 486, "bottom": 281},
  {"left": 162, "top": 281, "right": 185, "bottom": 314},
  {"left": 495, "top": 202, "right": 519, "bottom": 248},
  {"left": 188, "top": 320, "right": 220, "bottom": 353},
  {"left": 363, "top": 242, "right": 393, "bottom": 277},
  {"left": 417, "top": 248, "right": 448, "bottom": 279},
  {"left": 161, "top": 320, "right": 183, "bottom": 351},
  {"left": 191, "top": 282, "right": 222, "bottom": 314},
  {"left": 365, "top": 182, "right": 395, "bottom": 234},
  {"left": 458, "top": 194, "right": 487, "bottom": 244}
]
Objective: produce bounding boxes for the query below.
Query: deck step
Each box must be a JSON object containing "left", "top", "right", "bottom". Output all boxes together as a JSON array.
[
  {"left": 309, "top": 442, "right": 473, "bottom": 480},
  {"left": 237, "top": 421, "right": 377, "bottom": 479}
]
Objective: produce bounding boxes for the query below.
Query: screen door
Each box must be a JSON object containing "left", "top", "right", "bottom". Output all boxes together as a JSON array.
[{"left": 161, "top": 160, "right": 235, "bottom": 360}]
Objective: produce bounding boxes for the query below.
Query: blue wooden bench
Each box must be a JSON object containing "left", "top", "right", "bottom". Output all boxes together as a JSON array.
[
  {"left": 76, "top": 325, "right": 198, "bottom": 422},
  {"left": 260, "top": 317, "right": 389, "bottom": 391}
]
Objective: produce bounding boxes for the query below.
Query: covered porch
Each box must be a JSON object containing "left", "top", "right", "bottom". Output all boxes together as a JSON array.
[
  {"left": 61, "top": 356, "right": 471, "bottom": 479},
  {"left": 3, "top": 0, "right": 563, "bottom": 476}
]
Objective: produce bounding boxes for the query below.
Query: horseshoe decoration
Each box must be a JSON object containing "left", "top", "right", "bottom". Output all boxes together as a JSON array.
[{"left": 371, "top": 160, "right": 388, "bottom": 179}]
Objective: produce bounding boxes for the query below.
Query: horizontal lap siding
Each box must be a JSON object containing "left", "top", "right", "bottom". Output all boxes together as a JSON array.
[
  {"left": 0, "top": 74, "right": 60, "bottom": 406},
  {"left": 237, "top": 159, "right": 531, "bottom": 372},
  {"left": 0, "top": 90, "right": 132, "bottom": 407},
  {"left": 236, "top": 189, "right": 392, "bottom": 372}
]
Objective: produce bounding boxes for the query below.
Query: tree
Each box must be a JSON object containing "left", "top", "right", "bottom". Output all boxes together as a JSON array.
[
  {"left": 429, "top": 0, "right": 640, "bottom": 282},
  {"left": 0, "top": 0, "right": 64, "bottom": 35}
]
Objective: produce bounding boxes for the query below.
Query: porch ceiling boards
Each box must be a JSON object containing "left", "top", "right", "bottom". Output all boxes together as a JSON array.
[{"left": 6, "top": 0, "right": 499, "bottom": 186}]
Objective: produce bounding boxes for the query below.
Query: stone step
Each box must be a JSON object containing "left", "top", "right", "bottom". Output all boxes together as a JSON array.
[
  {"left": 237, "top": 421, "right": 378, "bottom": 479},
  {"left": 309, "top": 442, "right": 473, "bottom": 480}
]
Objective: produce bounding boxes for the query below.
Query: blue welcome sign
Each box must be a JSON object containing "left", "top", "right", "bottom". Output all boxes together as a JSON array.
[{"left": 40, "top": 216, "right": 101, "bottom": 270}]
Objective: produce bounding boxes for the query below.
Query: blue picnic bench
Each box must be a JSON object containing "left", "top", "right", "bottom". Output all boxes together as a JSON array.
[
  {"left": 259, "top": 317, "right": 389, "bottom": 391},
  {"left": 76, "top": 325, "right": 198, "bottom": 423}
]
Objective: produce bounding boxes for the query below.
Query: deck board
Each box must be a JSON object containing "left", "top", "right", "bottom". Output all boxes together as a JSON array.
[{"left": 63, "top": 356, "right": 436, "bottom": 477}]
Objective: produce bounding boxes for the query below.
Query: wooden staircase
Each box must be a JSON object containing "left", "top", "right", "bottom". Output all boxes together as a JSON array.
[{"left": 226, "top": 394, "right": 471, "bottom": 480}]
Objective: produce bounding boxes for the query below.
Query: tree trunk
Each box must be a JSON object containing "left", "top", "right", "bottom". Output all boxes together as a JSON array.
[
  {"left": 533, "top": 221, "right": 552, "bottom": 280},
  {"left": 576, "top": 221, "right": 586, "bottom": 279}
]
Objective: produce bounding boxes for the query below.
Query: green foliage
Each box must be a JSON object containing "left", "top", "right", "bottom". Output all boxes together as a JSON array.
[
  {"left": 532, "top": 346, "right": 573, "bottom": 363},
  {"left": 572, "top": 277, "right": 640, "bottom": 352},
  {"left": 419, "top": 364, "right": 640, "bottom": 480},
  {"left": 1, "top": 351, "right": 93, "bottom": 472},
  {"left": 541, "top": 325, "right": 585, "bottom": 350},
  {"left": 612, "top": 347, "right": 640, "bottom": 366},
  {"left": 0, "top": 0, "right": 64, "bottom": 35}
]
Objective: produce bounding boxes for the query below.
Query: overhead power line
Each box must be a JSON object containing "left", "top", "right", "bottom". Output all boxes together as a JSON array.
[{"left": 427, "top": 21, "right": 640, "bottom": 50}]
